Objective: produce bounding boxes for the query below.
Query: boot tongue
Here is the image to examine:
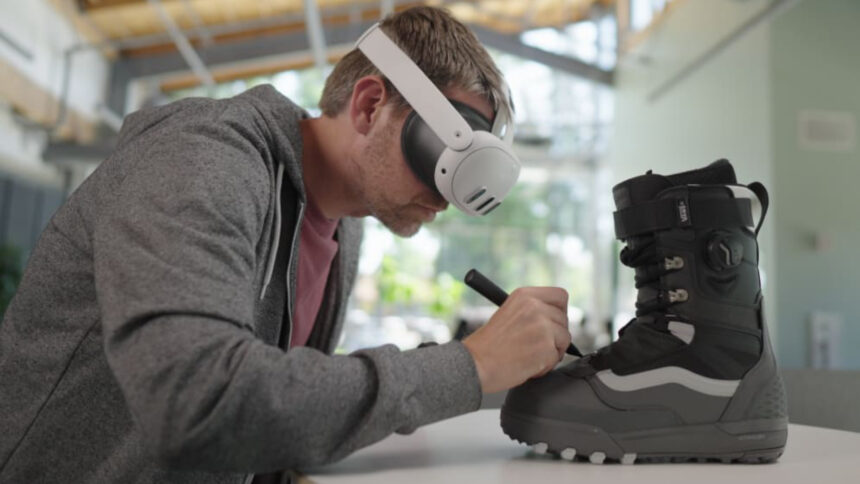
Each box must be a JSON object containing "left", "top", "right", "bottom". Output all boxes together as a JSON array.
[{"left": 612, "top": 159, "right": 738, "bottom": 210}]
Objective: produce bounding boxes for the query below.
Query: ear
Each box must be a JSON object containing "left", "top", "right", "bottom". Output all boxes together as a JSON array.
[{"left": 349, "top": 75, "right": 389, "bottom": 136}]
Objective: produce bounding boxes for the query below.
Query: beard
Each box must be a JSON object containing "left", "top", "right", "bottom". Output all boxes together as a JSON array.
[
  {"left": 371, "top": 203, "right": 423, "bottom": 238},
  {"left": 357, "top": 121, "right": 428, "bottom": 238}
]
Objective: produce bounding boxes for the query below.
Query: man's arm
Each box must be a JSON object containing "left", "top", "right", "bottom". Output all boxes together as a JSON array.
[{"left": 94, "top": 119, "right": 481, "bottom": 472}]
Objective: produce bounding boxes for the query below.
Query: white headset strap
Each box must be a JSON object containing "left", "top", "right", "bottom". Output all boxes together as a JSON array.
[
  {"left": 355, "top": 23, "right": 474, "bottom": 151},
  {"left": 491, "top": 81, "right": 515, "bottom": 145}
]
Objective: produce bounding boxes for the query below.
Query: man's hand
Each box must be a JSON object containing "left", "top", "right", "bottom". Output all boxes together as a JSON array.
[{"left": 462, "top": 287, "right": 571, "bottom": 394}]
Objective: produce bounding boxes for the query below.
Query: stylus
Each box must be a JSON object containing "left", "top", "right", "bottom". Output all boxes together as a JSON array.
[{"left": 464, "top": 268, "right": 583, "bottom": 357}]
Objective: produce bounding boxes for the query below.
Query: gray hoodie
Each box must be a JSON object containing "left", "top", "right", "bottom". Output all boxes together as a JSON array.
[{"left": 0, "top": 85, "right": 482, "bottom": 484}]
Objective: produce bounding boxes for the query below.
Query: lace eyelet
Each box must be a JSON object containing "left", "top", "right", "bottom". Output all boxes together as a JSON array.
[
  {"left": 664, "top": 256, "right": 685, "bottom": 270},
  {"left": 668, "top": 288, "right": 689, "bottom": 303}
]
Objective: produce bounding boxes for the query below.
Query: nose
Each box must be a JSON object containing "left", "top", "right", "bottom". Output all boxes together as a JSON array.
[
  {"left": 432, "top": 200, "right": 448, "bottom": 212},
  {"left": 431, "top": 193, "right": 449, "bottom": 211}
]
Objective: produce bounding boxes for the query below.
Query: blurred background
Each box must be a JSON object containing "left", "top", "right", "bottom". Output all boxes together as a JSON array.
[{"left": 0, "top": 0, "right": 857, "bottom": 430}]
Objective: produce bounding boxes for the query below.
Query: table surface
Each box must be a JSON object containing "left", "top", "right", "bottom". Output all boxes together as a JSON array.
[{"left": 300, "top": 409, "right": 860, "bottom": 484}]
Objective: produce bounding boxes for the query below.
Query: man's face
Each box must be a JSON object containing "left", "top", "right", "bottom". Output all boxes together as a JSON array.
[{"left": 353, "top": 89, "right": 494, "bottom": 237}]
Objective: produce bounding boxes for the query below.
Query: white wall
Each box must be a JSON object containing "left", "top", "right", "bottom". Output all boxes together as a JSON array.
[
  {"left": 0, "top": 0, "right": 108, "bottom": 117},
  {"left": 607, "top": 0, "right": 778, "bottom": 348},
  {"left": 0, "top": 108, "right": 58, "bottom": 186},
  {"left": 0, "top": 0, "right": 109, "bottom": 184},
  {"left": 770, "top": 0, "right": 860, "bottom": 369}
]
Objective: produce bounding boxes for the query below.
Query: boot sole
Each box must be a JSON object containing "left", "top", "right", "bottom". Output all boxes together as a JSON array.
[{"left": 500, "top": 408, "right": 787, "bottom": 464}]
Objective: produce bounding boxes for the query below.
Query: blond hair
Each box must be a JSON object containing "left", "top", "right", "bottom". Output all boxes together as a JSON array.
[{"left": 319, "top": 6, "right": 510, "bottom": 123}]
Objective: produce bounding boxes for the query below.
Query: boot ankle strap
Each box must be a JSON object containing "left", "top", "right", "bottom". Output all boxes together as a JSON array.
[{"left": 614, "top": 197, "right": 753, "bottom": 239}]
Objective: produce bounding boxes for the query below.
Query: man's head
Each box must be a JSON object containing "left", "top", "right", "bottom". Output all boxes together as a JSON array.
[{"left": 319, "top": 6, "right": 511, "bottom": 237}]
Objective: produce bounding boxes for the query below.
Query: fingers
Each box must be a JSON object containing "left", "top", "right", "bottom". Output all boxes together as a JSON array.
[
  {"left": 530, "top": 320, "right": 571, "bottom": 379},
  {"left": 506, "top": 288, "right": 571, "bottom": 369},
  {"left": 505, "top": 289, "right": 569, "bottom": 330},
  {"left": 551, "top": 323, "right": 572, "bottom": 358},
  {"left": 466, "top": 285, "right": 574, "bottom": 393},
  {"left": 518, "top": 298, "right": 569, "bottom": 331},
  {"left": 512, "top": 286, "right": 569, "bottom": 311},
  {"left": 540, "top": 300, "right": 569, "bottom": 329}
]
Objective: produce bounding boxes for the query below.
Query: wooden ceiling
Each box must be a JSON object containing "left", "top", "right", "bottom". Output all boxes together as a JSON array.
[
  {"left": 75, "top": 0, "right": 613, "bottom": 47},
  {"left": 59, "top": 0, "right": 615, "bottom": 92},
  {"left": 81, "top": 0, "right": 350, "bottom": 40}
]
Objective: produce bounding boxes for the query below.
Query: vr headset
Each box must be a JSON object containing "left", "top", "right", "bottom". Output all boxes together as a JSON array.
[{"left": 355, "top": 23, "right": 521, "bottom": 216}]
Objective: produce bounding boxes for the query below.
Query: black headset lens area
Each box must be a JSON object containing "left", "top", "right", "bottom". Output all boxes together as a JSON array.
[{"left": 400, "top": 99, "right": 492, "bottom": 196}]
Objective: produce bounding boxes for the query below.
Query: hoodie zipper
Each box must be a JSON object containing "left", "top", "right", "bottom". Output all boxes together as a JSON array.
[
  {"left": 244, "top": 204, "right": 304, "bottom": 484},
  {"left": 259, "top": 163, "right": 307, "bottom": 347},
  {"left": 260, "top": 164, "right": 285, "bottom": 300},
  {"left": 247, "top": 166, "right": 304, "bottom": 484},
  {"left": 284, "top": 202, "right": 305, "bottom": 350}
]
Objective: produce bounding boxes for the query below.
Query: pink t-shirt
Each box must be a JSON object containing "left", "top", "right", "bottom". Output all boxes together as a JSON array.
[{"left": 290, "top": 198, "right": 339, "bottom": 348}]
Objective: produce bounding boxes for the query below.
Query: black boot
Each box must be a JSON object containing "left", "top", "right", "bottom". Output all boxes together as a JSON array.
[{"left": 500, "top": 159, "right": 787, "bottom": 464}]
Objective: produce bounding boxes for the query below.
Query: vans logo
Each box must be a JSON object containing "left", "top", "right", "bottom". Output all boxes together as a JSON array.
[{"left": 677, "top": 199, "right": 691, "bottom": 225}]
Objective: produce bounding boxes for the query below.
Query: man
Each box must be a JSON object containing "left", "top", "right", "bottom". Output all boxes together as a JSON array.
[{"left": 0, "top": 6, "right": 571, "bottom": 484}]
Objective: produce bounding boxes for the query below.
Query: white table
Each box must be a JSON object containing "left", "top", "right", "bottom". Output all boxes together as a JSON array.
[{"left": 301, "top": 409, "right": 860, "bottom": 484}]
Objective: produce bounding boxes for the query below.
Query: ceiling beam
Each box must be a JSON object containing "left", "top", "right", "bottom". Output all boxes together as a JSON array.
[
  {"left": 381, "top": 0, "right": 395, "bottom": 17},
  {"left": 107, "top": 19, "right": 374, "bottom": 114},
  {"left": 303, "top": 0, "right": 329, "bottom": 72},
  {"left": 179, "top": 0, "right": 214, "bottom": 46},
  {"left": 77, "top": 0, "right": 149, "bottom": 12},
  {"left": 110, "top": 1, "right": 422, "bottom": 56},
  {"left": 47, "top": 0, "right": 118, "bottom": 58},
  {"left": 159, "top": 49, "right": 350, "bottom": 92},
  {"left": 118, "top": 20, "right": 312, "bottom": 58},
  {"left": 107, "top": 14, "right": 614, "bottom": 114},
  {"left": 113, "top": 21, "right": 372, "bottom": 79},
  {"left": 470, "top": 24, "right": 614, "bottom": 85},
  {"left": 147, "top": 0, "right": 215, "bottom": 87}
]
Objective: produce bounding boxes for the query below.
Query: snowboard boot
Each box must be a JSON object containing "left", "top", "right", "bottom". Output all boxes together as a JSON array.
[{"left": 500, "top": 159, "right": 787, "bottom": 464}]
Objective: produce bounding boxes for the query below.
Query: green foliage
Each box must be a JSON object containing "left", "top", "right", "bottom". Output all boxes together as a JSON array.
[
  {"left": 428, "top": 272, "right": 466, "bottom": 318},
  {"left": 0, "top": 245, "right": 23, "bottom": 319},
  {"left": 365, "top": 176, "right": 595, "bottom": 325},
  {"left": 376, "top": 254, "right": 466, "bottom": 318},
  {"left": 378, "top": 255, "right": 415, "bottom": 307},
  {"left": 426, "top": 178, "right": 591, "bottom": 309}
]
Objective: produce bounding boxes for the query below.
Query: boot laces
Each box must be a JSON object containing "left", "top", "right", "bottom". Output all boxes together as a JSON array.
[{"left": 596, "top": 235, "right": 686, "bottom": 357}]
